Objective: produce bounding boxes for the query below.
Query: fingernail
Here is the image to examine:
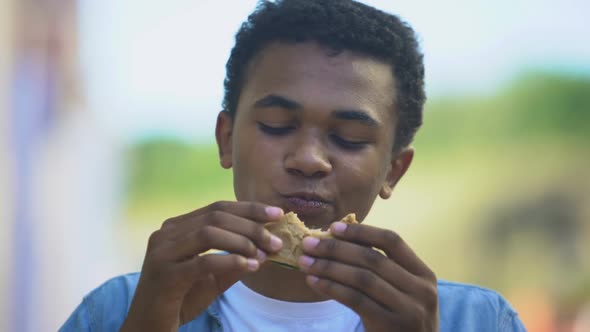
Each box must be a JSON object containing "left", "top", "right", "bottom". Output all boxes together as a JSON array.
[
  {"left": 331, "top": 222, "right": 347, "bottom": 234},
  {"left": 298, "top": 255, "right": 315, "bottom": 269},
  {"left": 265, "top": 206, "right": 283, "bottom": 218},
  {"left": 302, "top": 237, "right": 320, "bottom": 250},
  {"left": 270, "top": 235, "right": 283, "bottom": 251},
  {"left": 246, "top": 258, "right": 259, "bottom": 271},
  {"left": 307, "top": 275, "right": 319, "bottom": 284},
  {"left": 256, "top": 249, "right": 267, "bottom": 262}
]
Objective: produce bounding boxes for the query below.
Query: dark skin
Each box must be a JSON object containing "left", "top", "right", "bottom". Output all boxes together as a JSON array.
[{"left": 121, "top": 42, "right": 438, "bottom": 332}]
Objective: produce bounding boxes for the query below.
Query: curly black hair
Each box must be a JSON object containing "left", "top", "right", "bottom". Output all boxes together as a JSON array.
[{"left": 223, "top": 0, "right": 425, "bottom": 152}]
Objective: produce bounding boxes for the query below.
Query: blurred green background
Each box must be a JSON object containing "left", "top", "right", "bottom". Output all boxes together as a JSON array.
[
  {"left": 4, "top": 0, "right": 590, "bottom": 331},
  {"left": 124, "top": 71, "right": 590, "bottom": 329}
]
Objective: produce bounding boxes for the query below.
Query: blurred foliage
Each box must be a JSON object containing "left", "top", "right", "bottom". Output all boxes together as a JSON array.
[
  {"left": 414, "top": 71, "right": 590, "bottom": 153},
  {"left": 127, "top": 141, "right": 230, "bottom": 198},
  {"left": 122, "top": 71, "right": 590, "bottom": 324},
  {"left": 124, "top": 142, "right": 234, "bottom": 222},
  {"left": 124, "top": 71, "right": 590, "bottom": 216}
]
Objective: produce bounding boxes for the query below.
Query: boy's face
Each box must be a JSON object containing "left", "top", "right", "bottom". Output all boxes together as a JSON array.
[{"left": 217, "top": 42, "right": 412, "bottom": 228}]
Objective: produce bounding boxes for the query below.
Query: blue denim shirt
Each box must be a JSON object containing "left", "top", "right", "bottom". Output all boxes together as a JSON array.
[{"left": 59, "top": 273, "right": 526, "bottom": 331}]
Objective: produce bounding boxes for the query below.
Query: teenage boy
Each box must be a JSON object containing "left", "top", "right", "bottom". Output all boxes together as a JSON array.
[{"left": 60, "top": 1, "right": 526, "bottom": 331}]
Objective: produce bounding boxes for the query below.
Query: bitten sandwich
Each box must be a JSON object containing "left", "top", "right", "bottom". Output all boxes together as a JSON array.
[{"left": 264, "top": 212, "right": 358, "bottom": 269}]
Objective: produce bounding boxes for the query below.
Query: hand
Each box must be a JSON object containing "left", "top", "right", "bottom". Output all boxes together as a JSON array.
[
  {"left": 298, "top": 222, "right": 438, "bottom": 332},
  {"left": 120, "top": 201, "right": 284, "bottom": 332}
]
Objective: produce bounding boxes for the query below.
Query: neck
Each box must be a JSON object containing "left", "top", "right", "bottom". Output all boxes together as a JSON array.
[{"left": 241, "top": 262, "right": 329, "bottom": 302}]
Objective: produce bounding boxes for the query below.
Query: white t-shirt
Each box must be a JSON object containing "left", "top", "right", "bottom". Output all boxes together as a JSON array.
[{"left": 218, "top": 281, "right": 363, "bottom": 332}]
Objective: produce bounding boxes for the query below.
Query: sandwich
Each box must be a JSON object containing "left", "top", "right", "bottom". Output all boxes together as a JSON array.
[{"left": 264, "top": 212, "right": 358, "bottom": 269}]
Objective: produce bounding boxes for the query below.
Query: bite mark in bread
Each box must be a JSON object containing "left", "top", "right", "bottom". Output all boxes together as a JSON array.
[{"left": 264, "top": 212, "right": 358, "bottom": 269}]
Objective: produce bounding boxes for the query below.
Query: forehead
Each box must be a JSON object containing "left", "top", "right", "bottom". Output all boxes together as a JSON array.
[{"left": 238, "top": 42, "right": 396, "bottom": 123}]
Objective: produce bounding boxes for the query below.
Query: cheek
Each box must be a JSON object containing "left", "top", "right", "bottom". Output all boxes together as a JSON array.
[
  {"left": 235, "top": 129, "right": 281, "bottom": 165},
  {"left": 339, "top": 156, "right": 380, "bottom": 181},
  {"left": 338, "top": 150, "right": 386, "bottom": 185},
  {"left": 336, "top": 154, "right": 388, "bottom": 215},
  {"left": 232, "top": 127, "right": 283, "bottom": 188}
]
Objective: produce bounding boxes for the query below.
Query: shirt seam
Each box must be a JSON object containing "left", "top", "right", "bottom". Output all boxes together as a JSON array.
[
  {"left": 438, "top": 280, "right": 503, "bottom": 312},
  {"left": 82, "top": 295, "right": 95, "bottom": 332},
  {"left": 207, "top": 302, "right": 224, "bottom": 332},
  {"left": 498, "top": 304, "right": 519, "bottom": 331},
  {"left": 437, "top": 280, "right": 501, "bottom": 294}
]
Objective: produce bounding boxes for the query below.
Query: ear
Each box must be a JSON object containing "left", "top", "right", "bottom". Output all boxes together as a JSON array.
[
  {"left": 379, "top": 147, "right": 414, "bottom": 199},
  {"left": 215, "top": 111, "right": 234, "bottom": 169}
]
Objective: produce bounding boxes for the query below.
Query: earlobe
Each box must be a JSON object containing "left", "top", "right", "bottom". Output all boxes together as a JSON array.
[
  {"left": 215, "top": 111, "right": 234, "bottom": 169},
  {"left": 379, "top": 148, "right": 414, "bottom": 200},
  {"left": 379, "top": 185, "right": 393, "bottom": 199}
]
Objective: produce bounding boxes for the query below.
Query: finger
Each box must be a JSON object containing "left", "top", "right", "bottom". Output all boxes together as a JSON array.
[
  {"left": 204, "top": 200, "right": 284, "bottom": 222},
  {"left": 161, "top": 210, "right": 283, "bottom": 254},
  {"left": 305, "top": 275, "right": 393, "bottom": 320},
  {"left": 156, "top": 226, "right": 266, "bottom": 263},
  {"left": 202, "top": 211, "right": 283, "bottom": 254},
  {"left": 182, "top": 253, "right": 260, "bottom": 281},
  {"left": 162, "top": 201, "right": 284, "bottom": 231},
  {"left": 161, "top": 202, "right": 284, "bottom": 252},
  {"left": 301, "top": 236, "right": 421, "bottom": 295},
  {"left": 298, "top": 255, "right": 411, "bottom": 311},
  {"left": 330, "top": 223, "right": 435, "bottom": 279}
]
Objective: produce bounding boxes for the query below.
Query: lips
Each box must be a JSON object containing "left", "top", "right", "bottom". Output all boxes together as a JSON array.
[
  {"left": 286, "top": 196, "right": 328, "bottom": 208},
  {"left": 280, "top": 192, "right": 332, "bottom": 217}
]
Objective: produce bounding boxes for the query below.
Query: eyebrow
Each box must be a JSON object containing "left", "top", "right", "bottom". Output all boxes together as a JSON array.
[
  {"left": 332, "top": 109, "right": 379, "bottom": 127},
  {"left": 252, "top": 94, "right": 379, "bottom": 127},
  {"left": 253, "top": 94, "right": 302, "bottom": 111}
]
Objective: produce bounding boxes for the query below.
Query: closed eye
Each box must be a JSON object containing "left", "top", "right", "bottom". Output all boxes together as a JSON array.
[
  {"left": 330, "top": 134, "right": 368, "bottom": 151},
  {"left": 257, "top": 122, "right": 295, "bottom": 136}
]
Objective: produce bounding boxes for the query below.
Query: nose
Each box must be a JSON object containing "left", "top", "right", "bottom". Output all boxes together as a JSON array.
[{"left": 284, "top": 132, "right": 333, "bottom": 178}]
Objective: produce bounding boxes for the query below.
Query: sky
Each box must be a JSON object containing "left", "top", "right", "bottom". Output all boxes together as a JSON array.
[{"left": 79, "top": 0, "right": 590, "bottom": 143}]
